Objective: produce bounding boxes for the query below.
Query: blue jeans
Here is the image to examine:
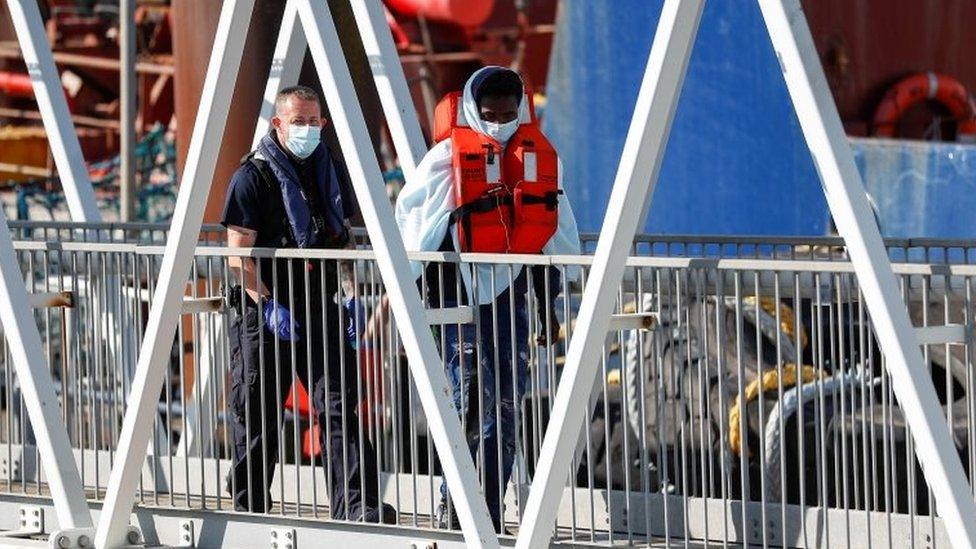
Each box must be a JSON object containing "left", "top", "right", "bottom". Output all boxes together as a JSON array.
[{"left": 439, "top": 273, "right": 530, "bottom": 529}]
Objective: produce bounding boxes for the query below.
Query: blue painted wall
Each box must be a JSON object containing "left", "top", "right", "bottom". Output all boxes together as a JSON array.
[
  {"left": 544, "top": 1, "right": 830, "bottom": 235},
  {"left": 854, "top": 139, "right": 976, "bottom": 238}
]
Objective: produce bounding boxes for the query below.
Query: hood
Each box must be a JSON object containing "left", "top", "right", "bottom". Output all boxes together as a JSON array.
[{"left": 460, "top": 66, "right": 532, "bottom": 140}]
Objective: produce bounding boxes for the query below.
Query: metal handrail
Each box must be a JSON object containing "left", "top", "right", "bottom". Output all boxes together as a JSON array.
[{"left": 9, "top": 220, "right": 976, "bottom": 250}]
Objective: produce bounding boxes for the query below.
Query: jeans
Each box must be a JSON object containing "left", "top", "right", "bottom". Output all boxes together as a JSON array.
[{"left": 439, "top": 273, "right": 530, "bottom": 530}]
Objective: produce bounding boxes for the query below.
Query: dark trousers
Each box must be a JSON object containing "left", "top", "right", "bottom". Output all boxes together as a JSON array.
[
  {"left": 439, "top": 273, "right": 530, "bottom": 529},
  {"left": 227, "top": 302, "right": 380, "bottom": 519}
]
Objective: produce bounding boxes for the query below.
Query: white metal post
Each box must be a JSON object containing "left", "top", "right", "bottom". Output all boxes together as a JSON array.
[
  {"left": 0, "top": 208, "right": 92, "bottom": 529},
  {"left": 4, "top": 0, "right": 101, "bottom": 222},
  {"left": 296, "top": 1, "right": 499, "bottom": 546},
  {"left": 349, "top": 0, "right": 428, "bottom": 178},
  {"left": 514, "top": 1, "right": 706, "bottom": 547},
  {"left": 176, "top": 316, "right": 220, "bottom": 458},
  {"left": 94, "top": 1, "right": 258, "bottom": 546},
  {"left": 1, "top": 1, "right": 99, "bottom": 532},
  {"left": 758, "top": 0, "right": 976, "bottom": 546},
  {"left": 251, "top": 0, "right": 305, "bottom": 149}
]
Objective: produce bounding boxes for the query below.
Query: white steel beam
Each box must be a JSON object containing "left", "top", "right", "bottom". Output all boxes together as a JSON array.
[
  {"left": 252, "top": 0, "right": 428, "bottom": 179},
  {"left": 349, "top": 0, "right": 428, "bottom": 178},
  {"left": 757, "top": 1, "right": 976, "bottom": 546},
  {"left": 250, "top": 0, "right": 305, "bottom": 149},
  {"left": 296, "top": 1, "right": 499, "bottom": 546},
  {"left": 607, "top": 312, "right": 659, "bottom": 332},
  {"left": 0, "top": 1, "right": 99, "bottom": 532},
  {"left": 0, "top": 208, "right": 92, "bottom": 529},
  {"left": 426, "top": 306, "right": 475, "bottom": 326},
  {"left": 4, "top": 0, "right": 101, "bottom": 222},
  {"left": 7, "top": 1, "right": 121, "bottom": 437},
  {"left": 176, "top": 316, "right": 222, "bottom": 458},
  {"left": 514, "top": 1, "right": 706, "bottom": 547},
  {"left": 93, "top": 1, "right": 258, "bottom": 546},
  {"left": 915, "top": 324, "right": 967, "bottom": 346},
  {"left": 27, "top": 290, "right": 73, "bottom": 309}
]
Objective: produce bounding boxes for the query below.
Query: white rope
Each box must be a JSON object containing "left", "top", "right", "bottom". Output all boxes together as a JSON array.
[{"left": 762, "top": 365, "right": 879, "bottom": 501}]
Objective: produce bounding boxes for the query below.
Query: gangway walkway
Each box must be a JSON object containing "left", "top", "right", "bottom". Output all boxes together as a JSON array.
[
  {"left": 1, "top": 0, "right": 976, "bottom": 546},
  {"left": 0, "top": 222, "right": 974, "bottom": 547}
]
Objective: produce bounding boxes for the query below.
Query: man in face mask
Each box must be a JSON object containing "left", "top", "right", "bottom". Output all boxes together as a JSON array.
[
  {"left": 221, "top": 86, "right": 394, "bottom": 523},
  {"left": 395, "top": 67, "right": 580, "bottom": 533}
]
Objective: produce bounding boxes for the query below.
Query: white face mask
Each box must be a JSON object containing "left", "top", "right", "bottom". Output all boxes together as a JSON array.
[
  {"left": 286, "top": 124, "right": 321, "bottom": 159},
  {"left": 484, "top": 118, "right": 520, "bottom": 144}
]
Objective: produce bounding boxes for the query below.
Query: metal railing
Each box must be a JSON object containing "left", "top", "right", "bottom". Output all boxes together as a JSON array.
[
  {"left": 9, "top": 220, "right": 976, "bottom": 264},
  {"left": 6, "top": 221, "right": 227, "bottom": 246},
  {"left": 1, "top": 231, "right": 974, "bottom": 547}
]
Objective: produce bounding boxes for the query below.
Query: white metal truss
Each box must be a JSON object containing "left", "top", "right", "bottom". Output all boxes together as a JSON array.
[
  {"left": 294, "top": 0, "right": 497, "bottom": 544},
  {"left": 514, "top": 2, "right": 706, "bottom": 546},
  {"left": 757, "top": 1, "right": 976, "bottom": 545},
  {"left": 251, "top": 0, "right": 428, "bottom": 177},
  {"left": 514, "top": 1, "right": 976, "bottom": 548},
  {"left": 5, "top": 0, "right": 975, "bottom": 547},
  {"left": 1, "top": 0, "right": 103, "bottom": 535},
  {"left": 93, "top": 0, "right": 259, "bottom": 546},
  {"left": 4, "top": 0, "right": 101, "bottom": 222},
  {"left": 0, "top": 208, "right": 92, "bottom": 530},
  {"left": 251, "top": 0, "right": 305, "bottom": 150},
  {"left": 93, "top": 0, "right": 497, "bottom": 547},
  {"left": 347, "top": 0, "right": 428, "bottom": 178},
  {"left": 4, "top": 5, "right": 143, "bottom": 501}
]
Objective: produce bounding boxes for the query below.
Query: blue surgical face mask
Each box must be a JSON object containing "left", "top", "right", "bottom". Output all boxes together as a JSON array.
[
  {"left": 484, "top": 118, "right": 519, "bottom": 144},
  {"left": 286, "top": 124, "right": 321, "bottom": 159}
]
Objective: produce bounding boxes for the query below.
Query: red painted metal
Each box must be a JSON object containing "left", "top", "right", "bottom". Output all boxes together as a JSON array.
[
  {"left": 0, "top": 71, "right": 34, "bottom": 98},
  {"left": 802, "top": 0, "right": 976, "bottom": 139},
  {"left": 0, "top": 70, "right": 75, "bottom": 112},
  {"left": 384, "top": 6, "right": 410, "bottom": 50},
  {"left": 384, "top": 0, "right": 495, "bottom": 28}
]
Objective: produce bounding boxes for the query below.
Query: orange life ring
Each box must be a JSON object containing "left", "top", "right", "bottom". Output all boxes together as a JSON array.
[{"left": 872, "top": 72, "right": 976, "bottom": 142}]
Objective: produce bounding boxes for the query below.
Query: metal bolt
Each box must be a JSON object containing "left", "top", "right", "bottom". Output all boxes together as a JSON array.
[
  {"left": 56, "top": 535, "right": 70, "bottom": 549},
  {"left": 127, "top": 530, "right": 141, "bottom": 544},
  {"left": 78, "top": 535, "right": 91, "bottom": 547},
  {"left": 34, "top": 509, "right": 40, "bottom": 516},
  {"left": 285, "top": 532, "right": 293, "bottom": 539},
  {"left": 271, "top": 531, "right": 278, "bottom": 538},
  {"left": 183, "top": 523, "right": 191, "bottom": 530},
  {"left": 271, "top": 543, "right": 278, "bottom": 549}
]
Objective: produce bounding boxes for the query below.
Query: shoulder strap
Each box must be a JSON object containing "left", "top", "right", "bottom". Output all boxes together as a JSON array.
[
  {"left": 242, "top": 152, "right": 278, "bottom": 193},
  {"left": 240, "top": 151, "right": 298, "bottom": 245}
]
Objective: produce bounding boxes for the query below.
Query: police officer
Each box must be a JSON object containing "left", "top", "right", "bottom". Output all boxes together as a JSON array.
[{"left": 222, "top": 85, "right": 392, "bottom": 522}]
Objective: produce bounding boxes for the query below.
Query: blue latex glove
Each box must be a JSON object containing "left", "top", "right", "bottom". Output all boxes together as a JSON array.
[
  {"left": 343, "top": 297, "right": 367, "bottom": 349},
  {"left": 262, "top": 298, "right": 300, "bottom": 341}
]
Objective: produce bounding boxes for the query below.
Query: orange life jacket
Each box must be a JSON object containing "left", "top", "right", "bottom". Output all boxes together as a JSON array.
[{"left": 433, "top": 91, "right": 561, "bottom": 254}]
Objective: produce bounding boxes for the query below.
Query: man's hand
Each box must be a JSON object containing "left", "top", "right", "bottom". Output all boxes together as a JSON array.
[
  {"left": 263, "top": 298, "right": 301, "bottom": 341},
  {"left": 536, "top": 305, "right": 561, "bottom": 347},
  {"left": 531, "top": 265, "right": 563, "bottom": 346}
]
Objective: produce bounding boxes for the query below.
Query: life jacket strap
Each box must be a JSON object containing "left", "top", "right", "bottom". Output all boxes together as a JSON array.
[
  {"left": 520, "top": 189, "right": 562, "bottom": 210},
  {"left": 448, "top": 189, "right": 561, "bottom": 251}
]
